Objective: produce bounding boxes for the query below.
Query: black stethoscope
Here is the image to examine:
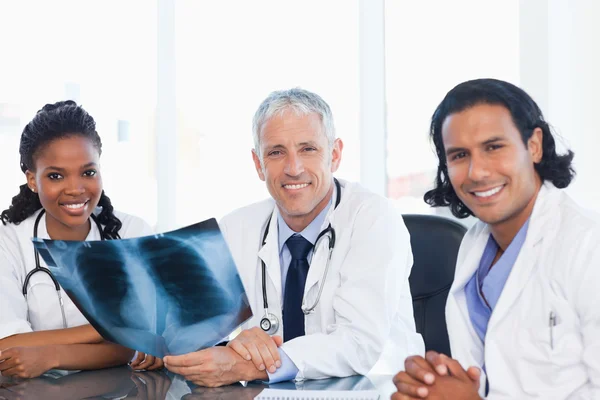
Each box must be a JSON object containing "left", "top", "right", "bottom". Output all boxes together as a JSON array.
[
  {"left": 23, "top": 209, "right": 108, "bottom": 328},
  {"left": 259, "top": 178, "right": 341, "bottom": 335}
]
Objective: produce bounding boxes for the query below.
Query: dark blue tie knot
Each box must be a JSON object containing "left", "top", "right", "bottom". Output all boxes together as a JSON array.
[{"left": 286, "top": 235, "right": 313, "bottom": 260}]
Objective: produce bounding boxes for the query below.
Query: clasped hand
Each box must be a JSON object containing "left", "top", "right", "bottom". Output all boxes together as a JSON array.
[
  {"left": 391, "top": 351, "right": 482, "bottom": 400},
  {"left": 226, "top": 327, "right": 283, "bottom": 374}
]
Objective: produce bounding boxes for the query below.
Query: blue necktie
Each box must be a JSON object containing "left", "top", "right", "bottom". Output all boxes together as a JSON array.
[{"left": 283, "top": 234, "right": 313, "bottom": 342}]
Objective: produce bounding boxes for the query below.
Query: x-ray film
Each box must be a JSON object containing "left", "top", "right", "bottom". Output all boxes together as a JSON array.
[{"left": 32, "top": 218, "right": 252, "bottom": 357}]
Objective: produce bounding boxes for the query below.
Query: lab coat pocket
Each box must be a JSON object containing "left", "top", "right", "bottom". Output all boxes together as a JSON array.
[
  {"left": 516, "top": 319, "right": 582, "bottom": 393},
  {"left": 518, "top": 320, "right": 581, "bottom": 361}
]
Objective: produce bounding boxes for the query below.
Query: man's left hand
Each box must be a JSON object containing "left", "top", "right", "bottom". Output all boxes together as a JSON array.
[
  {"left": 163, "top": 346, "right": 267, "bottom": 387},
  {"left": 227, "top": 327, "right": 282, "bottom": 374}
]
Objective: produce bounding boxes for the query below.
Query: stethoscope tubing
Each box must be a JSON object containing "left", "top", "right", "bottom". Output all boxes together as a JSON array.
[
  {"left": 23, "top": 209, "right": 106, "bottom": 329},
  {"left": 260, "top": 178, "right": 341, "bottom": 331}
]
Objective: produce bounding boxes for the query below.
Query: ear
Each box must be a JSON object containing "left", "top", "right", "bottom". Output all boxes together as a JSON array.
[
  {"left": 25, "top": 170, "right": 37, "bottom": 193},
  {"left": 330, "top": 138, "right": 343, "bottom": 173},
  {"left": 252, "top": 149, "right": 266, "bottom": 181},
  {"left": 528, "top": 127, "right": 543, "bottom": 164}
]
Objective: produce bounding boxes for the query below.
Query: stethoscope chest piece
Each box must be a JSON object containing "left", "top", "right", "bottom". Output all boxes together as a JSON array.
[{"left": 260, "top": 311, "right": 280, "bottom": 335}]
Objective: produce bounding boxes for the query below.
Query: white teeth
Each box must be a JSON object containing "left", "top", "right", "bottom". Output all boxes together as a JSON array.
[
  {"left": 63, "top": 203, "right": 86, "bottom": 209},
  {"left": 473, "top": 186, "right": 503, "bottom": 198},
  {"left": 284, "top": 183, "right": 309, "bottom": 190}
]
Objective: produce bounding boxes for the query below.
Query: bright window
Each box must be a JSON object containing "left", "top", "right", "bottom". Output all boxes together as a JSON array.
[
  {"left": 385, "top": 0, "right": 520, "bottom": 220},
  {"left": 174, "top": 0, "right": 361, "bottom": 226},
  {"left": 0, "top": 1, "right": 158, "bottom": 226}
]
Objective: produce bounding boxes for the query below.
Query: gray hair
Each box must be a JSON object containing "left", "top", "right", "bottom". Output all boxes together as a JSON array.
[{"left": 252, "top": 88, "right": 336, "bottom": 156}]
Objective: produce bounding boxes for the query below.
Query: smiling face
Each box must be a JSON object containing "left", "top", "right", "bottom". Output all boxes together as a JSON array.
[
  {"left": 252, "top": 109, "right": 343, "bottom": 232},
  {"left": 26, "top": 135, "right": 103, "bottom": 240},
  {"left": 442, "top": 103, "right": 543, "bottom": 232}
]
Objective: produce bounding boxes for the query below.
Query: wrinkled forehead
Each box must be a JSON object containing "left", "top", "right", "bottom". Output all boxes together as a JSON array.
[{"left": 259, "top": 110, "right": 326, "bottom": 145}]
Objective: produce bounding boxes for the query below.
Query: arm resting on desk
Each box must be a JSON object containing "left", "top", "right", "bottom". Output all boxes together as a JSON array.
[
  {"left": 0, "top": 342, "right": 134, "bottom": 379},
  {"left": 266, "top": 349, "right": 299, "bottom": 383},
  {"left": 0, "top": 324, "right": 103, "bottom": 349},
  {"left": 52, "top": 342, "right": 134, "bottom": 370}
]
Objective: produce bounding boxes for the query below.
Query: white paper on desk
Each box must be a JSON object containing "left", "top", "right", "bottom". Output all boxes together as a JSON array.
[
  {"left": 254, "top": 389, "right": 380, "bottom": 400},
  {"left": 32, "top": 218, "right": 252, "bottom": 358}
]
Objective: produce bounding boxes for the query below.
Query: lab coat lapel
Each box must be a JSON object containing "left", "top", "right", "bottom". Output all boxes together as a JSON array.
[
  {"left": 257, "top": 208, "right": 283, "bottom": 303},
  {"left": 446, "top": 224, "right": 490, "bottom": 366},
  {"left": 452, "top": 225, "right": 491, "bottom": 293},
  {"left": 487, "top": 184, "right": 555, "bottom": 331},
  {"left": 447, "top": 292, "right": 486, "bottom": 372},
  {"left": 303, "top": 182, "right": 340, "bottom": 298}
]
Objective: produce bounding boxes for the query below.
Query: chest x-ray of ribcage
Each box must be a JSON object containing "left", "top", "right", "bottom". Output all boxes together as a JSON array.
[{"left": 33, "top": 219, "right": 252, "bottom": 357}]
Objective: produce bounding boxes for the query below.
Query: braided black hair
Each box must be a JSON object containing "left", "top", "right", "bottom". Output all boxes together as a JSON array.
[
  {"left": 424, "top": 78, "right": 575, "bottom": 219},
  {"left": 0, "top": 101, "right": 122, "bottom": 239}
]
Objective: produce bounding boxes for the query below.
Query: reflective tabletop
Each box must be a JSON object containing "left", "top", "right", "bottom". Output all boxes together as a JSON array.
[{"left": 0, "top": 367, "right": 395, "bottom": 400}]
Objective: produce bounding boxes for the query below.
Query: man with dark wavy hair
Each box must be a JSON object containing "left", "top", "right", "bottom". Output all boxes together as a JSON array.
[{"left": 392, "top": 79, "right": 599, "bottom": 399}]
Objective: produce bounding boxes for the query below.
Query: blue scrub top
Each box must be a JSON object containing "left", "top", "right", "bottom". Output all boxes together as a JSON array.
[{"left": 465, "top": 219, "right": 530, "bottom": 343}]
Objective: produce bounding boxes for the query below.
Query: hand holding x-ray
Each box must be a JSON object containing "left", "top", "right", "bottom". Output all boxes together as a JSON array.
[{"left": 32, "top": 218, "right": 252, "bottom": 358}]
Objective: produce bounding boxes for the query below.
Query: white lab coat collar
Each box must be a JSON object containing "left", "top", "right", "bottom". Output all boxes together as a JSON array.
[{"left": 452, "top": 183, "right": 556, "bottom": 290}]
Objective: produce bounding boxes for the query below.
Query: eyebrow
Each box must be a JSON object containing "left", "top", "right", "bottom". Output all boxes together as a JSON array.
[
  {"left": 445, "top": 136, "right": 506, "bottom": 157},
  {"left": 481, "top": 137, "right": 505, "bottom": 146},
  {"left": 44, "top": 162, "right": 98, "bottom": 172},
  {"left": 265, "top": 144, "right": 287, "bottom": 152},
  {"left": 445, "top": 146, "right": 465, "bottom": 157},
  {"left": 265, "top": 141, "right": 319, "bottom": 152},
  {"left": 298, "top": 141, "right": 319, "bottom": 147},
  {"left": 81, "top": 162, "right": 98, "bottom": 169}
]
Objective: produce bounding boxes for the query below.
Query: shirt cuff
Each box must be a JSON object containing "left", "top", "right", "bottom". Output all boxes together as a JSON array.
[{"left": 266, "top": 348, "right": 299, "bottom": 383}]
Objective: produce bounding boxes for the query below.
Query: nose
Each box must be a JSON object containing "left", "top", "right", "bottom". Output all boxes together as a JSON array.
[
  {"left": 64, "top": 176, "right": 86, "bottom": 196},
  {"left": 284, "top": 153, "right": 305, "bottom": 176},
  {"left": 468, "top": 152, "right": 491, "bottom": 182}
]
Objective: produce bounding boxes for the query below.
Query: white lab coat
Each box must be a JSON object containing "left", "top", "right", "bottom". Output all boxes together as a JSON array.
[
  {"left": 0, "top": 208, "right": 153, "bottom": 338},
  {"left": 220, "top": 179, "right": 424, "bottom": 380},
  {"left": 446, "top": 183, "right": 600, "bottom": 399}
]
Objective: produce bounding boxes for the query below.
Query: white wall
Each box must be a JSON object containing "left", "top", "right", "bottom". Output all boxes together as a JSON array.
[{"left": 520, "top": 0, "right": 600, "bottom": 212}]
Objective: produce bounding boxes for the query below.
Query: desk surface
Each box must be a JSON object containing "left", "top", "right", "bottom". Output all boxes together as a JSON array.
[{"left": 0, "top": 367, "right": 396, "bottom": 399}]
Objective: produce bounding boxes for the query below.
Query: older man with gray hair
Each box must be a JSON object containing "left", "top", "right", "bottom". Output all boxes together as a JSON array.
[{"left": 164, "top": 88, "right": 424, "bottom": 387}]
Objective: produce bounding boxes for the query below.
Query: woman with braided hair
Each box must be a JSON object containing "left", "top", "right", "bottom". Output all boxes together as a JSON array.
[{"left": 0, "top": 101, "right": 160, "bottom": 377}]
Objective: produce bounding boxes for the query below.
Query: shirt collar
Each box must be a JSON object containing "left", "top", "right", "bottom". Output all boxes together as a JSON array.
[{"left": 277, "top": 195, "right": 333, "bottom": 254}]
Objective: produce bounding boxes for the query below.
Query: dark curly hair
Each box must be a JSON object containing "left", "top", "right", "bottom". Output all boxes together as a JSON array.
[
  {"left": 424, "top": 78, "right": 575, "bottom": 219},
  {"left": 0, "top": 100, "right": 122, "bottom": 238}
]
